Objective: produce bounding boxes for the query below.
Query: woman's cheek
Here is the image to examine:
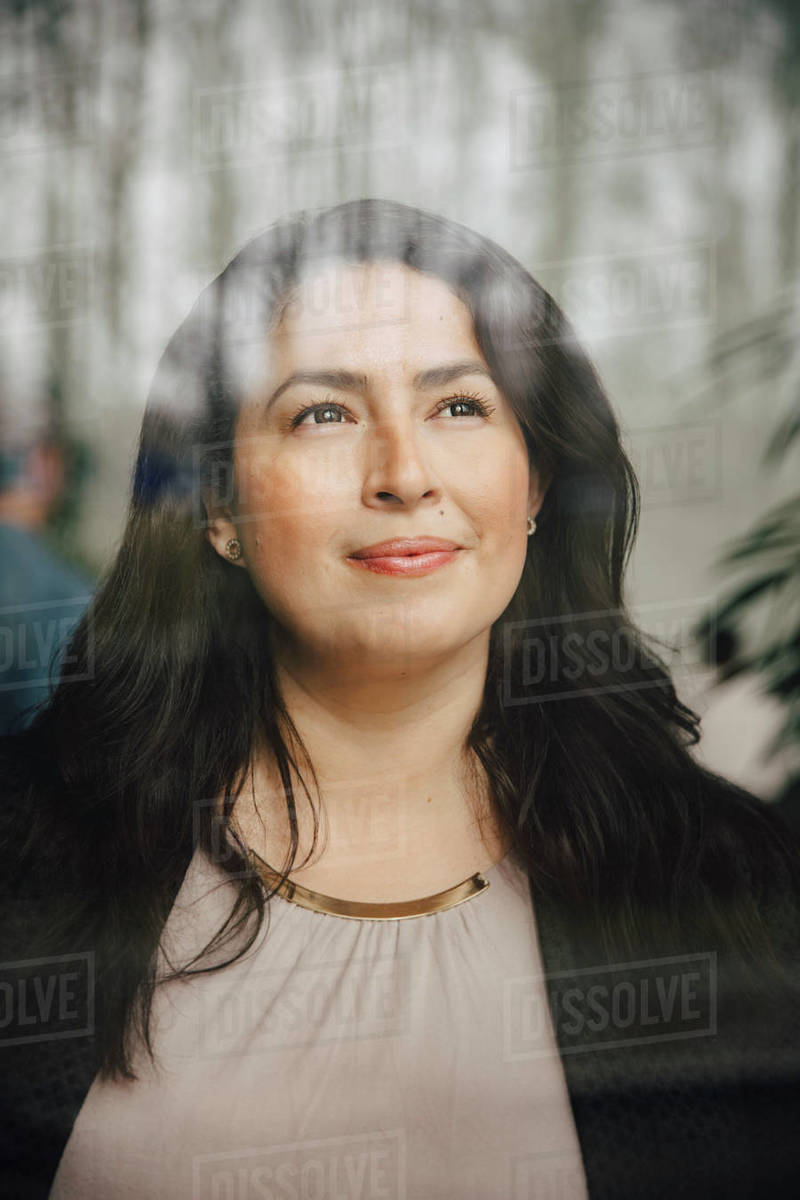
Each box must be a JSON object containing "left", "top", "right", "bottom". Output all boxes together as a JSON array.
[
  {"left": 239, "top": 454, "right": 296, "bottom": 525},
  {"left": 239, "top": 472, "right": 329, "bottom": 577}
]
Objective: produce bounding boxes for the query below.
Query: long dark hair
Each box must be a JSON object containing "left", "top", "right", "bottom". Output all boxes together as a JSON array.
[{"left": 2, "top": 198, "right": 796, "bottom": 1081}]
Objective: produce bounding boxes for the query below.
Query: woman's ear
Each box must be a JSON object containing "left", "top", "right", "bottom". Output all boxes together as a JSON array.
[
  {"left": 528, "top": 462, "right": 552, "bottom": 521},
  {"left": 205, "top": 498, "right": 247, "bottom": 568}
]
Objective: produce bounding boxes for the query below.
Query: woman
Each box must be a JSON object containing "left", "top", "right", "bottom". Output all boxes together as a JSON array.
[{"left": 1, "top": 198, "right": 798, "bottom": 1198}]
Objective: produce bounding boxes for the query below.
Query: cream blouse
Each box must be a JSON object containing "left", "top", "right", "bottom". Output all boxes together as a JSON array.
[{"left": 49, "top": 844, "right": 588, "bottom": 1199}]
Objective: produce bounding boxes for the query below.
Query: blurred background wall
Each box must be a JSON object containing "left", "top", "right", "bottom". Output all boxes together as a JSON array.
[{"left": 1, "top": 0, "right": 798, "bottom": 802}]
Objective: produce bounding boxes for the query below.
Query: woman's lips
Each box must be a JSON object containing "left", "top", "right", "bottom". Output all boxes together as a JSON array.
[{"left": 346, "top": 549, "right": 462, "bottom": 577}]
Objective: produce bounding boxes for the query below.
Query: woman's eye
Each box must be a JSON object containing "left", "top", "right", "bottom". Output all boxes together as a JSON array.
[
  {"left": 434, "top": 395, "right": 495, "bottom": 419},
  {"left": 290, "top": 402, "right": 350, "bottom": 428}
]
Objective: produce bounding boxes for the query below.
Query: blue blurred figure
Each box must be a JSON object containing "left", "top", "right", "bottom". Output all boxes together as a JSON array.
[{"left": 0, "top": 434, "right": 94, "bottom": 733}]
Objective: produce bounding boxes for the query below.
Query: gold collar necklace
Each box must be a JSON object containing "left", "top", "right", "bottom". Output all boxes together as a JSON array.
[{"left": 245, "top": 847, "right": 494, "bottom": 922}]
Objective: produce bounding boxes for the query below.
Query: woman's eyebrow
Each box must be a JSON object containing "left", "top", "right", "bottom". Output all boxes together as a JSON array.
[{"left": 263, "top": 361, "right": 494, "bottom": 411}]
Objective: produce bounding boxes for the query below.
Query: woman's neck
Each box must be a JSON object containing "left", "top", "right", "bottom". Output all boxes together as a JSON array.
[{"left": 230, "top": 639, "right": 511, "bottom": 901}]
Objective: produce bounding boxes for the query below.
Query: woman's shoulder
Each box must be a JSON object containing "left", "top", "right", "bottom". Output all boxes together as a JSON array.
[
  {"left": 0, "top": 723, "right": 102, "bottom": 962},
  {"left": 675, "top": 766, "right": 800, "bottom": 967},
  {"left": 694, "top": 767, "right": 799, "bottom": 881},
  {"left": 0, "top": 726, "right": 54, "bottom": 889},
  {"left": 1, "top": 724, "right": 69, "bottom": 867}
]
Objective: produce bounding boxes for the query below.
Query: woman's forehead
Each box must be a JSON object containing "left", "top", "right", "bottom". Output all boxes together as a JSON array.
[
  {"left": 280, "top": 260, "right": 468, "bottom": 330},
  {"left": 271, "top": 260, "right": 480, "bottom": 369}
]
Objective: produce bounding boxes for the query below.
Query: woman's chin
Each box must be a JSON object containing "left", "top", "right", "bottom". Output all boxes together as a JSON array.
[{"left": 299, "top": 626, "right": 481, "bottom": 674}]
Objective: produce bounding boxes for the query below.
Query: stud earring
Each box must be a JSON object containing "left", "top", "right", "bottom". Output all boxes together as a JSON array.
[
  {"left": 225, "top": 537, "right": 242, "bottom": 561},
  {"left": 527, "top": 516, "right": 537, "bottom": 536}
]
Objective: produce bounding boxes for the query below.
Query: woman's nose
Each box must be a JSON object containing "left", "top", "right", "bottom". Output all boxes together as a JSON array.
[{"left": 361, "top": 415, "right": 441, "bottom": 508}]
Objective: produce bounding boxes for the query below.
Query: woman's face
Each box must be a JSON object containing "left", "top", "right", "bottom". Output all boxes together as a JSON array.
[{"left": 209, "top": 260, "right": 546, "bottom": 673}]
